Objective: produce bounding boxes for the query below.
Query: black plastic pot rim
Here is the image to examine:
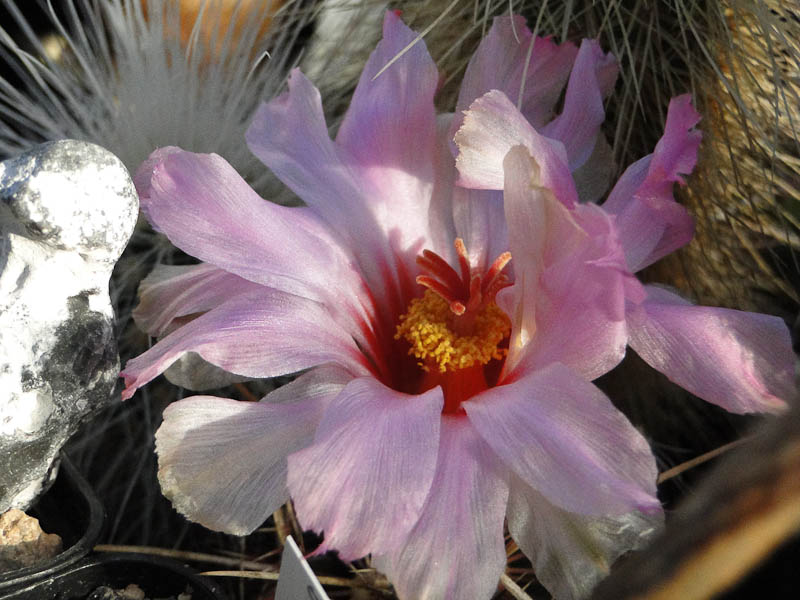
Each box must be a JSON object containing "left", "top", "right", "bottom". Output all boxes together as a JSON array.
[
  {"left": 0, "top": 453, "right": 104, "bottom": 592},
  {"left": 2, "top": 552, "right": 229, "bottom": 600}
]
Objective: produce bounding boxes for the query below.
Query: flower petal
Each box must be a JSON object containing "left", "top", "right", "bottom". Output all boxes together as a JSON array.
[
  {"left": 262, "top": 364, "right": 354, "bottom": 405},
  {"left": 452, "top": 187, "right": 508, "bottom": 273},
  {"left": 464, "top": 363, "right": 660, "bottom": 516},
  {"left": 246, "top": 68, "right": 424, "bottom": 316},
  {"left": 133, "top": 264, "right": 266, "bottom": 392},
  {"left": 247, "top": 12, "right": 441, "bottom": 269},
  {"left": 455, "top": 90, "right": 578, "bottom": 207},
  {"left": 500, "top": 145, "right": 628, "bottom": 380},
  {"left": 606, "top": 172, "right": 694, "bottom": 273},
  {"left": 456, "top": 16, "right": 578, "bottom": 129},
  {"left": 155, "top": 393, "right": 326, "bottom": 535},
  {"left": 507, "top": 475, "right": 662, "bottom": 600},
  {"left": 374, "top": 416, "right": 508, "bottom": 600},
  {"left": 287, "top": 377, "right": 443, "bottom": 559},
  {"left": 163, "top": 351, "right": 251, "bottom": 392},
  {"left": 121, "top": 290, "right": 367, "bottom": 400},
  {"left": 426, "top": 114, "right": 460, "bottom": 258},
  {"left": 572, "top": 135, "right": 616, "bottom": 203},
  {"left": 541, "top": 39, "right": 618, "bottom": 170},
  {"left": 133, "top": 262, "right": 262, "bottom": 338},
  {"left": 336, "top": 11, "right": 438, "bottom": 220},
  {"left": 627, "top": 286, "right": 795, "bottom": 413},
  {"left": 333, "top": 11, "right": 441, "bottom": 287},
  {"left": 249, "top": 14, "right": 440, "bottom": 247},
  {"left": 603, "top": 95, "right": 701, "bottom": 271},
  {"left": 134, "top": 147, "right": 368, "bottom": 309},
  {"left": 246, "top": 69, "right": 357, "bottom": 220},
  {"left": 644, "top": 95, "right": 702, "bottom": 186}
]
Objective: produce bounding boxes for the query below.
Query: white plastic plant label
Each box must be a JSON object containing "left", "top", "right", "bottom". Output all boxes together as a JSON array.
[{"left": 275, "top": 535, "right": 331, "bottom": 600}]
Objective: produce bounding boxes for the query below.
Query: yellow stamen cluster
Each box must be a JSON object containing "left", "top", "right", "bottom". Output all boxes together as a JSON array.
[{"left": 395, "top": 289, "right": 511, "bottom": 373}]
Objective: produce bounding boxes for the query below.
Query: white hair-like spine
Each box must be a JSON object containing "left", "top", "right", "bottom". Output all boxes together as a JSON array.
[{"left": 0, "top": 0, "right": 307, "bottom": 194}]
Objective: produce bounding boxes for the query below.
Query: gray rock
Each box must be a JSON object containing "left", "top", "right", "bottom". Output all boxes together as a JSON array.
[{"left": 0, "top": 140, "right": 137, "bottom": 512}]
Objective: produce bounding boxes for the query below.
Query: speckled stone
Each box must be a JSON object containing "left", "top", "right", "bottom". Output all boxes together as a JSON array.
[
  {"left": 0, "top": 508, "right": 62, "bottom": 571},
  {"left": 0, "top": 140, "right": 137, "bottom": 512}
]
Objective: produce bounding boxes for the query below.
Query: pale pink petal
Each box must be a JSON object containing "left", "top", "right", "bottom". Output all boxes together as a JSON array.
[
  {"left": 246, "top": 69, "right": 422, "bottom": 318},
  {"left": 163, "top": 352, "right": 251, "bottom": 392},
  {"left": 572, "top": 135, "right": 616, "bottom": 203},
  {"left": 336, "top": 11, "right": 438, "bottom": 223},
  {"left": 451, "top": 187, "right": 508, "bottom": 274},
  {"left": 456, "top": 16, "right": 578, "bottom": 128},
  {"left": 121, "top": 290, "right": 368, "bottom": 400},
  {"left": 426, "top": 114, "right": 460, "bottom": 259},
  {"left": 163, "top": 363, "right": 352, "bottom": 411},
  {"left": 428, "top": 113, "right": 508, "bottom": 271},
  {"left": 331, "top": 11, "right": 440, "bottom": 285},
  {"left": 256, "top": 13, "right": 439, "bottom": 268},
  {"left": 133, "top": 145, "right": 183, "bottom": 189},
  {"left": 500, "top": 146, "right": 627, "bottom": 380},
  {"left": 134, "top": 147, "right": 368, "bottom": 308},
  {"left": 604, "top": 95, "right": 701, "bottom": 271},
  {"left": 645, "top": 95, "right": 703, "bottom": 186},
  {"left": 133, "top": 265, "right": 263, "bottom": 392},
  {"left": 262, "top": 364, "right": 354, "bottom": 405},
  {"left": 155, "top": 394, "right": 325, "bottom": 535},
  {"left": 605, "top": 95, "right": 701, "bottom": 213},
  {"left": 603, "top": 155, "right": 649, "bottom": 213},
  {"left": 606, "top": 166, "right": 694, "bottom": 273},
  {"left": 628, "top": 286, "right": 795, "bottom": 413},
  {"left": 516, "top": 211, "right": 629, "bottom": 380},
  {"left": 287, "top": 377, "right": 443, "bottom": 559},
  {"left": 507, "top": 475, "right": 662, "bottom": 600},
  {"left": 246, "top": 69, "right": 360, "bottom": 222},
  {"left": 455, "top": 90, "right": 578, "bottom": 207},
  {"left": 464, "top": 363, "right": 660, "bottom": 516},
  {"left": 541, "top": 39, "right": 618, "bottom": 170},
  {"left": 133, "top": 263, "right": 262, "bottom": 337},
  {"left": 249, "top": 17, "right": 438, "bottom": 252},
  {"left": 374, "top": 416, "right": 508, "bottom": 600}
]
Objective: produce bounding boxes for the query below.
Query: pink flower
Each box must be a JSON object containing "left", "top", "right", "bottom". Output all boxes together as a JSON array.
[{"left": 121, "top": 13, "right": 795, "bottom": 600}]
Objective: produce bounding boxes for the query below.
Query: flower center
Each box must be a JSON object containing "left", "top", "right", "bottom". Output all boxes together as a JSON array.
[
  {"left": 394, "top": 238, "right": 512, "bottom": 413},
  {"left": 395, "top": 290, "right": 510, "bottom": 373}
]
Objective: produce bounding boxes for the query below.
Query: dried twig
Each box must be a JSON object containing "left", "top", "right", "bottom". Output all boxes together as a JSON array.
[
  {"left": 657, "top": 436, "right": 752, "bottom": 483},
  {"left": 93, "top": 544, "right": 277, "bottom": 572},
  {"left": 500, "top": 572, "right": 535, "bottom": 600}
]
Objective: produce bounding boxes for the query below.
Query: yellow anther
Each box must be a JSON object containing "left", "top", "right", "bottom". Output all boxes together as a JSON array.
[{"left": 395, "top": 289, "right": 511, "bottom": 373}]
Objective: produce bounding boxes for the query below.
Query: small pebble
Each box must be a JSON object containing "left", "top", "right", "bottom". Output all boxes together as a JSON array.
[
  {"left": 85, "top": 583, "right": 193, "bottom": 600},
  {"left": 0, "top": 508, "right": 62, "bottom": 571}
]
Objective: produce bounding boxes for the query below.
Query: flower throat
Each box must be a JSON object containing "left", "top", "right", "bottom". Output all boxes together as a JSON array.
[{"left": 395, "top": 239, "right": 512, "bottom": 413}]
